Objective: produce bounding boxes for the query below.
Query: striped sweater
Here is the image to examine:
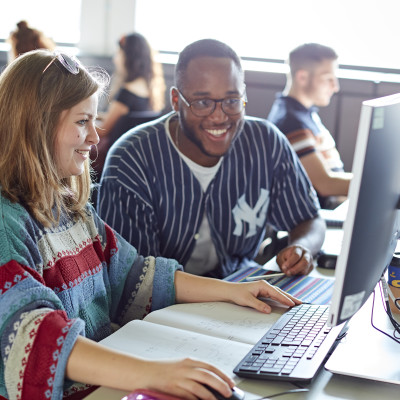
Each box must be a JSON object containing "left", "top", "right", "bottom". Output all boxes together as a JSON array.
[
  {"left": 98, "top": 113, "right": 320, "bottom": 278},
  {"left": 0, "top": 195, "right": 181, "bottom": 400},
  {"left": 267, "top": 94, "right": 344, "bottom": 171}
]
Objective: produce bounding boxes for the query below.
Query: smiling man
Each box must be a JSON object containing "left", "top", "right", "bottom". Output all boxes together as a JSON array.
[
  {"left": 268, "top": 43, "right": 353, "bottom": 209},
  {"left": 98, "top": 39, "right": 325, "bottom": 279}
]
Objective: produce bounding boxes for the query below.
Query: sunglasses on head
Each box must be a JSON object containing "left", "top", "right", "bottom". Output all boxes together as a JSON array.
[{"left": 42, "top": 52, "right": 80, "bottom": 75}]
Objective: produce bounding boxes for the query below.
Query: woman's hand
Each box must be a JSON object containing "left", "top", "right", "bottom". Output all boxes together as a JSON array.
[
  {"left": 175, "top": 271, "right": 302, "bottom": 314},
  {"left": 223, "top": 279, "right": 302, "bottom": 314},
  {"left": 67, "top": 337, "right": 234, "bottom": 400},
  {"left": 136, "top": 358, "right": 235, "bottom": 400}
]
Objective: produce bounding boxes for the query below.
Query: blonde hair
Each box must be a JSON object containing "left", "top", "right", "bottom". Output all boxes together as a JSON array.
[{"left": 0, "top": 50, "right": 109, "bottom": 227}]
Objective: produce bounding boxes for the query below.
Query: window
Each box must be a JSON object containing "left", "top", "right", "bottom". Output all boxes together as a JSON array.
[
  {"left": 135, "top": 0, "right": 399, "bottom": 72},
  {"left": 0, "top": 0, "right": 81, "bottom": 45}
]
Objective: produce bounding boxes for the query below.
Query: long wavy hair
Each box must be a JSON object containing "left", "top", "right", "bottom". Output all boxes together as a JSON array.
[
  {"left": 118, "top": 32, "right": 165, "bottom": 112},
  {"left": 0, "top": 50, "right": 109, "bottom": 227}
]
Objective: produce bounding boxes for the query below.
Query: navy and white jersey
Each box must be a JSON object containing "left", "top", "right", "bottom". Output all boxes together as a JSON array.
[{"left": 98, "top": 112, "right": 320, "bottom": 278}]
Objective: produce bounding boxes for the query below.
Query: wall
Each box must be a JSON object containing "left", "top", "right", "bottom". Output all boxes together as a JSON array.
[{"left": 79, "top": 0, "right": 137, "bottom": 55}]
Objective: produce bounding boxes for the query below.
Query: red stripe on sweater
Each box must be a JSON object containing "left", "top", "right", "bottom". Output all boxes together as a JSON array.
[
  {"left": 103, "top": 223, "right": 119, "bottom": 265},
  {"left": 43, "top": 232, "right": 117, "bottom": 292},
  {"left": 21, "top": 310, "right": 73, "bottom": 399},
  {"left": 44, "top": 241, "right": 103, "bottom": 290},
  {"left": 0, "top": 260, "right": 45, "bottom": 294}
]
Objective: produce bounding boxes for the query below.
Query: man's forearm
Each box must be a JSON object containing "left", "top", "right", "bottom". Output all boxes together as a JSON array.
[{"left": 288, "top": 216, "right": 326, "bottom": 255}]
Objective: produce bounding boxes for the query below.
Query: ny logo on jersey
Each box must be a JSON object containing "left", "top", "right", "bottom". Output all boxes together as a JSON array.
[{"left": 232, "top": 189, "right": 269, "bottom": 238}]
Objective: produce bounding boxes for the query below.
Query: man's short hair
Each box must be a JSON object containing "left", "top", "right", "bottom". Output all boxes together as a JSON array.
[
  {"left": 175, "top": 38, "right": 243, "bottom": 88},
  {"left": 288, "top": 43, "right": 338, "bottom": 75}
]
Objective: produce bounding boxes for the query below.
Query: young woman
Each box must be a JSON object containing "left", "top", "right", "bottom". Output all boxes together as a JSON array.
[
  {"left": 0, "top": 50, "right": 300, "bottom": 400},
  {"left": 99, "top": 32, "right": 166, "bottom": 137},
  {"left": 91, "top": 32, "right": 166, "bottom": 186}
]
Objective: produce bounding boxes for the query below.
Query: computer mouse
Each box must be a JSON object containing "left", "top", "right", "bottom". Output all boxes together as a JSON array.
[
  {"left": 317, "top": 252, "right": 337, "bottom": 269},
  {"left": 122, "top": 389, "right": 183, "bottom": 400},
  {"left": 203, "top": 385, "right": 245, "bottom": 400},
  {"left": 123, "top": 386, "right": 245, "bottom": 400}
]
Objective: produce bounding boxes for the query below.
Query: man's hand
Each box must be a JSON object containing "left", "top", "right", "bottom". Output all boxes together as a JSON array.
[{"left": 276, "top": 245, "right": 314, "bottom": 276}]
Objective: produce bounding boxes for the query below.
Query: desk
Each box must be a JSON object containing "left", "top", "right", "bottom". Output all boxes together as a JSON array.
[{"left": 85, "top": 235, "right": 400, "bottom": 400}]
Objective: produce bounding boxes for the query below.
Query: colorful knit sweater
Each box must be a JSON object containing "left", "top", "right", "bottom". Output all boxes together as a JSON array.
[{"left": 0, "top": 194, "right": 181, "bottom": 400}]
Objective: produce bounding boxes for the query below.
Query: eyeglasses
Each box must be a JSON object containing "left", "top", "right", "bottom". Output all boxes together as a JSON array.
[
  {"left": 42, "top": 53, "right": 80, "bottom": 75},
  {"left": 175, "top": 88, "right": 247, "bottom": 117}
]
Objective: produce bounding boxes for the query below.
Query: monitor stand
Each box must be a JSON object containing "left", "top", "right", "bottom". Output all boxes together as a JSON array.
[{"left": 325, "top": 288, "right": 400, "bottom": 384}]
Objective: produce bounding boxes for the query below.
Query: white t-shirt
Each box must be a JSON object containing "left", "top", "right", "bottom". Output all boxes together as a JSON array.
[{"left": 168, "top": 129, "right": 221, "bottom": 275}]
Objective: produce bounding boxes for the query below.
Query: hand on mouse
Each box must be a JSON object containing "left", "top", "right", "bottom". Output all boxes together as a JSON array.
[
  {"left": 135, "top": 357, "right": 235, "bottom": 400},
  {"left": 204, "top": 384, "right": 245, "bottom": 400}
]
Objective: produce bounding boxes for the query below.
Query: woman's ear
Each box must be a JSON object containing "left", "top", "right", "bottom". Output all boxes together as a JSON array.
[{"left": 170, "top": 86, "right": 179, "bottom": 112}]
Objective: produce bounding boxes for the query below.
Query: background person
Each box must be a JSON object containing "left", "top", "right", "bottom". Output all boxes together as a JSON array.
[
  {"left": 92, "top": 32, "right": 166, "bottom": 193},
  {"left": 0, "top": 49, "right": 301, "bottom": 400},
  {"left": 98, "top": 39, "right": 326, "bottom": 279},
  {"left": 7, "top": 20, "right": 55, "bottom": 62},
  {"left": 98, "top": 32, "right": 166, "bottom": 137},
  {"left": 267, "top": 43, "right": 352, "bottom": 209}
]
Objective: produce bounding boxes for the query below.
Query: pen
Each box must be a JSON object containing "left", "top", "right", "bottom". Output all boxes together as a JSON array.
[{"left": 245, "top": 272, "right": 285, "bottom": 281}]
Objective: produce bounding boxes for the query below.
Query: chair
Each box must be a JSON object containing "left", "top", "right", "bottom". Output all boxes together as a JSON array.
[{"left": 254, "top": 225, "right": 289, "bottom": 264}]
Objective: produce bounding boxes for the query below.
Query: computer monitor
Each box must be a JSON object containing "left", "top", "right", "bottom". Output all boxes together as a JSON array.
[{"left": 329, "top": 92, "right": 400, "bottom": 328}]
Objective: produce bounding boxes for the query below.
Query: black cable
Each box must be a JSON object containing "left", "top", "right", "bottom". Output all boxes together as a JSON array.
[
  {"left": 379, "top": 278, "right": 400, "bottom": 333},
  {"left": 249, "top": 278, "right": 398, "bottom": 400},
  {"left": 290, "top": 382, "right": 306, "bottom": 389},
  {"left": 375, "top": 280, "right": 400, "bottom": 345},
  {"left": 256, "top": 387, "right": 309, "bottom": 400},
  {"left": 369, "top": 282, "right": 400, "bottom": 344},
  {"left": 379, "top": 283, "right": 400, "bottom": 336}
]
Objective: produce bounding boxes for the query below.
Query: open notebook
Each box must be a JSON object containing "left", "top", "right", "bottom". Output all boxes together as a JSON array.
[{"left": 100, "top": 302, "right": 289, "bottom": 379}]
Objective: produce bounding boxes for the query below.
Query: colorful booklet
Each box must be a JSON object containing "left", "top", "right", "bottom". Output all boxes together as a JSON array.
[{"left": 226, "top": 266, "right": 334, "bottom": 305}]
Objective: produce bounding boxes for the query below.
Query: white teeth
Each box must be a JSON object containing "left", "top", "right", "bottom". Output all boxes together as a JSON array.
[
  {"left": 206, "top": 129, "right": 226, "bottom": 137},
  {"left": 75, "top": 150, "right": 88, "bottom": 155}
]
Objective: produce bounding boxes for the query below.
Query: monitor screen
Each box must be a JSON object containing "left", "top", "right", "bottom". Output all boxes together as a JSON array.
[{"left": 329, "top": 93, "right": 400, "bottom": 327}]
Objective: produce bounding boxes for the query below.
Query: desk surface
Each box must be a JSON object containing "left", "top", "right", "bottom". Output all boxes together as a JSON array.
[{"left": 85, "top": 239, "right": 400, "bottom": 400}]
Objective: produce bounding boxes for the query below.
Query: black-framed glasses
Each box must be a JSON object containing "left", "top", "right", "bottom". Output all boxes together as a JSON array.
[
  {"left": 42, "top": 52, "right": 80, "bottom": 75},
  {"left": 175, "top": 87, "right": 247, "bottom": 117}
]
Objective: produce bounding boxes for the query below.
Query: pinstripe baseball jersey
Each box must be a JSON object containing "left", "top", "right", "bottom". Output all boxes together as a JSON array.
[{"left": 98, "top": 112, "right": 320, "bottom": 278}]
